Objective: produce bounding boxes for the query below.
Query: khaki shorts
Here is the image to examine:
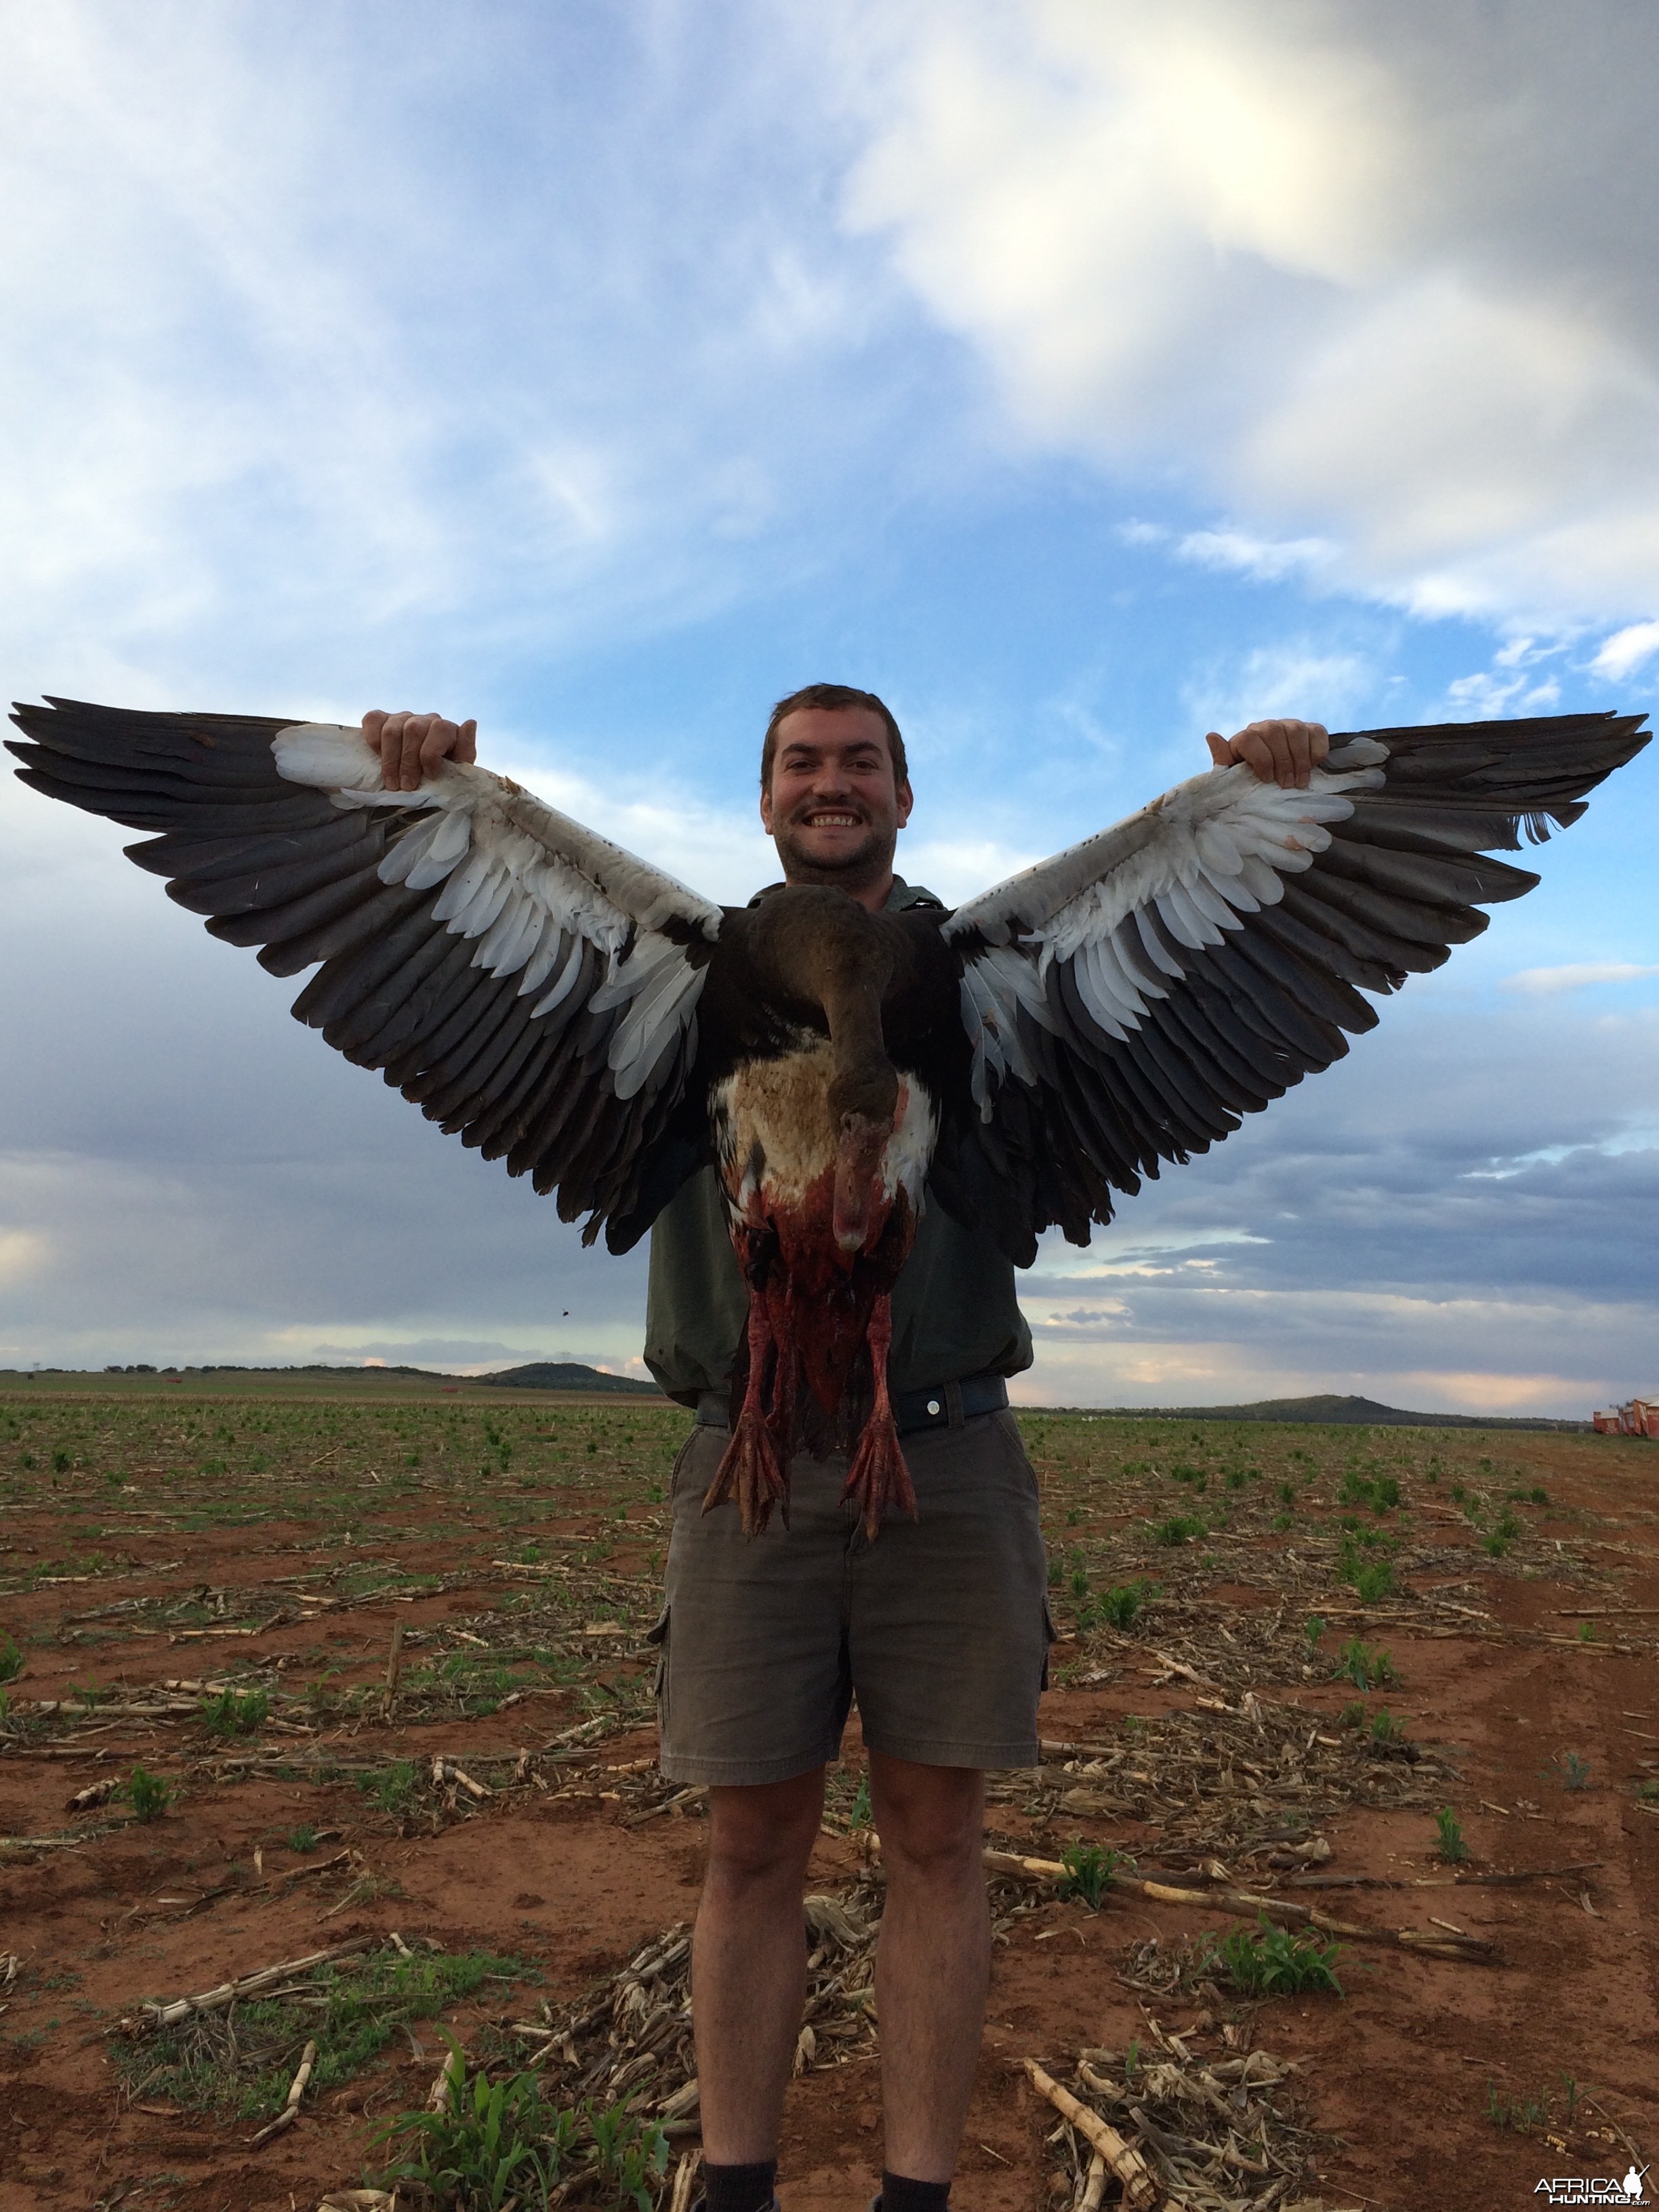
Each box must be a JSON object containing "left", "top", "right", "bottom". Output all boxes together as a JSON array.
[{"left": 651, "top": 1410, "right": 1052, "bottom": 1785}]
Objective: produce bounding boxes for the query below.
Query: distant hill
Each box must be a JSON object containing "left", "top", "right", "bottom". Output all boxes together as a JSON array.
[
  {"left": 480, "top": 1361, "right": 662, "bottom": 1395},
  {"left": 1078, "top": 1392, "right": 1586, "bottom": 1432}
]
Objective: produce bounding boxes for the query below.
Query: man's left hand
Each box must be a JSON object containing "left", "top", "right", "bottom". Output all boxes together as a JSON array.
[{"left": 1206, "top": 718, "right": 1329, "bottom": 789}]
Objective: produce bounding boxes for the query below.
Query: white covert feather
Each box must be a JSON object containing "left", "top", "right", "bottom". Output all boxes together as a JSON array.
[
  {"left": 950, "top": 749, "right": 1389, "bottom": 1118},
  {"left": 270, "top": 720, "right": 716, "bottom": 1101}
]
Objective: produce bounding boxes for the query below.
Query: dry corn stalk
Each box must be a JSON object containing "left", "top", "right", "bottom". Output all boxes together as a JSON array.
[
  {"left": 249, "top": 2036, "right": 318, "bottom": 2146},
  {"left": 1024, "top": 2060, "right": 1162, "bottom": 2209},
  {"left": 428, "top": 2041, "right": 463, "bottom": 2113},
  {"left": 430, "top": 1755, "right": 491, "bottom": 1800},
  {"left": 983, "top": 1850, "right": 1497, "bottom": 1963},
  {"left": 130, "top": 1938, "right": 375, "bottom": 2032}
]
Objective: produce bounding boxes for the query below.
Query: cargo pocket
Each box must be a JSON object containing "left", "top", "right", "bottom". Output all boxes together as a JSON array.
[
  {"left": 647, "top": 1605, "right": 670, "bottom": 1725},
  {"left": 668, "top": 1432, "right": 697, "bottom": 1506},
  {"left": 1039, "top": 1594, "right": 1057, "bottom": 1692}
]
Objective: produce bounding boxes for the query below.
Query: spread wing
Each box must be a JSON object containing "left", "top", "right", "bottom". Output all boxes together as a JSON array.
[
  {"left": 933, "top": 710, "right": 1650, "bottom": 1265},
  {"left": 7, "top": 697, "right": 723, "bottom": 1250}
]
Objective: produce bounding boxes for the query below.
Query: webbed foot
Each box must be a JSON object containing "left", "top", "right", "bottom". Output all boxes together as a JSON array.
[
  {"left": 840, "top": 1406, "right": 917, "bottom": 1540},
  {"left": 703, "top": 1410, "right": 790, "bottom": 1538}
]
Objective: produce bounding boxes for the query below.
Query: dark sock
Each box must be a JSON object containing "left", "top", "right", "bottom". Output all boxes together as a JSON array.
[
  {"left": 703, "top": 2160, "right": 777, "bottom": 2212},
  {"left": 881, "top": 2174, "right": 950, "bottom": 2212}
]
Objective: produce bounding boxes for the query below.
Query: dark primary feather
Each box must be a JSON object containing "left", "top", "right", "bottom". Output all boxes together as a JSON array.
[
  {"left": 940, "top": 710, "right": 1649, "bottom": 1261},
  {"left": 7, "top": 697, "right": 1649, "bottom": 1277},
  {"left": 5, "top": 696, "right": 710, "bottom": 1247}
]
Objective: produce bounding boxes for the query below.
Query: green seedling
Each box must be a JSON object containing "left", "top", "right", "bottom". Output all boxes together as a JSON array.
[
  {"left": 848, "top": 1774, "right": 872, "bottom": 1830},
  {"left": 128, "top": 1766, "right": 173, "bottom": 1823},
  {"left": 1153, "top": 1515, "right": 1206, "bottom": 1547},
  {"left": 1577, "top": 1621, "right": 1595, "bottom": 1643},
  {"left": 1277, "top": 1481, "right": 1296, "bottom": 1506},
  {"left": 1353, "top": 1561, "right": 1395, "bottom": 1601},
  {"left": 1096, "top": 1580, "right": 1152, "bottom": 1632},
  {"left": 0, "top": 1633, "right": 22, "bottom": 1684},
  {"left": 1206, "top": 1916, "right": 1343, "bottom": 1998},
  {"left": 1333, "top": 1639, "right": 1395, "bottom": 1690},
  {"left": 285, "top": 1824, "right": 320, "bottom": 1852},
  {"left": 1340, "top": 1471, "right": 1400, "bottom": 1514},
  {"left": 586, "top": 2097, "right": 671, "bottom": 2212},
  {"left": 1486, "top": 2081, "right": 1546, "bottom": 2133},
  {"left": 1069, "top": 1568, "right": 1090, "bottom": 1599},
  {"left": 1368, "top": 1708, "right": 1405, "bottom": 1745},
  {"left": 200, "top": 1687, "right": 269, "bottom": 1738},
  {"left": 1434, "top": 1806, "right": 1469, "bottom": 1864},
  {"left": 1545, "top": 1751, "right": 1592, "bottom": 1792},
  {"left": 361, "top": 1760, "right": 420, "bottom": 1815},
  {"left": 1635, "top": 1780, "right": 1659, "bottom": 1805},
  {"left": 373, "top": 2036, "right": 573, "bottom": 2210},
  {"left": 1338, "top": 1700, "right": 1366, "bottom": 1729},
  {"left": 1057, "top": 1842, "right": 1127, "bottom": 1910}
]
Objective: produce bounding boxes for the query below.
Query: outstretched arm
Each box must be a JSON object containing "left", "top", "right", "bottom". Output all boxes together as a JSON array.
[
  {"left": 1206, "top": 717, "right": 1328, "bottom": 789},
  {"left": 362, "top": 708, "right": 477, "bottom": 793}
]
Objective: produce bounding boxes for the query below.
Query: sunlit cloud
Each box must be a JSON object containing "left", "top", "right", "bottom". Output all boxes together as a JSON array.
[
  {"left": 1591, "top": 621, "right": 1659, "bottom": 682},
  {"left": 1502, "top": 962, "right": 1659, "bottom": 996},
  {"left": 849, "top": 0, "right": 1659, "bottom": 626}
]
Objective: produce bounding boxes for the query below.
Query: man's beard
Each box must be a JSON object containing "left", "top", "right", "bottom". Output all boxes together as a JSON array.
[{"left": 771, "top": 813, "right": 895, "bottom": 889}]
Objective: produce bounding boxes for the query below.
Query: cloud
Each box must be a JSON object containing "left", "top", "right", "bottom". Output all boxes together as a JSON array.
[
  {"left": 1174, "top": 530, "right": 1336, "bottom": 585},
  {"left": 847, "top": 0, "right": 1659, "bottom": 627},
  {"left": 1181, "top": 642, "right": 1374, "bottom": 738},
  {"left": 1593, "top": 621, "right": 1659, "bottom": 681},
  {"left": 1004, "top": 998, "right": 1659, "bottom": 1413},
  {"left": 306, "top": 1340, "right": 556, "bottom": 1368},
  {"left": 1502, "top": 962, "right": 1659, "bottom": 996},
  {"left": 0, "top": 5, "right": 924, "bottom": 713}
]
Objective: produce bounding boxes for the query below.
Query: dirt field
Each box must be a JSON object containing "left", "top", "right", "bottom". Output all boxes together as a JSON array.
[{"left": 0, "top": 1374, "right": 1654, "bottom": 2212}]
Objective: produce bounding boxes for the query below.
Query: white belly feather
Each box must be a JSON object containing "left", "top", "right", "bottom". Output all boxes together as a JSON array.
[{"left": 712, "top": 1041, "right": 938, "bottom": 1216}]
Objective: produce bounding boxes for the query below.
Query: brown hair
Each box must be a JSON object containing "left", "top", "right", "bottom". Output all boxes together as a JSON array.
[{"left": 760, "top": 682, "right": 908, "bottom": 792}]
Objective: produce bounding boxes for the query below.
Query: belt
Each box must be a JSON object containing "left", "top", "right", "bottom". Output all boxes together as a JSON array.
[{"left": 695, "top": 1372, "right": 1008, "bottom": 1437}]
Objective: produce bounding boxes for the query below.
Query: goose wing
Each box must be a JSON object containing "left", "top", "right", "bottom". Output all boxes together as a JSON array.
[
  {"left": 7, "top": 697, "right": 723, "bottom": 1250},
  {"left": 933, "top": 710, "right": 1650, "bottom": 1265}
]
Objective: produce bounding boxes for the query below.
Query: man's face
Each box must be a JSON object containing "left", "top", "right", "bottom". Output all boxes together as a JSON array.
[{"left": 760, "top": 706, "right": 913, "bottom": 885}]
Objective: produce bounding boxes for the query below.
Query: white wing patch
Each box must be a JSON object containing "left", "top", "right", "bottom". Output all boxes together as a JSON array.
[
  {"left": 948, "top": 747, "right": 1390, "bottom": 1118},
  {"left": 272, "top": 720, "right": 712, "bottom": 1104}
]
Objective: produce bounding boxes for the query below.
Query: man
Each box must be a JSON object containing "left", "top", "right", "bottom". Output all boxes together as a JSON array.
[{"left": 362, "top": 690, "right": 1329, "bottom": 2209}]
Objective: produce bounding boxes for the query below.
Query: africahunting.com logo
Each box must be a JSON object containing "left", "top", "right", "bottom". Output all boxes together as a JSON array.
[{"left": 1534, "top": 2168, "right": 1649, "bottom": 2207}]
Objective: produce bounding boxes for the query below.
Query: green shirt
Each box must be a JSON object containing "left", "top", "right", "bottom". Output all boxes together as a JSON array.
[{"left": 642, "top": 876, "right": 1034, "bottom": 1406}]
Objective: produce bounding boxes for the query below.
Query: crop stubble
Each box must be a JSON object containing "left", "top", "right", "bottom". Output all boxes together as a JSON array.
[{"left": 0, "top": 1376, "right": 1654, "bottom": 2210}]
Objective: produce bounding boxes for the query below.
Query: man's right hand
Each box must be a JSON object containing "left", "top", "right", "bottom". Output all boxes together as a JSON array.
[{"left": 361, "top": 710, "right": 478, "bottom": 794}]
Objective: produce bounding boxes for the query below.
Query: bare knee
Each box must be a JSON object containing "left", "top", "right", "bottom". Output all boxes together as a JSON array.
[
  {"left": 868, "top": 1755, "right": 985, "bottom": 1884},
  {"left": 706, "top": 1769, "right": 825, "bottom": 1888}
]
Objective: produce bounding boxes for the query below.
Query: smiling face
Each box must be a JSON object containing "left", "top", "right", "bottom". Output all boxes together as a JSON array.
[{"left": 760, "top": 705, "right": 914, "bottom": 909}]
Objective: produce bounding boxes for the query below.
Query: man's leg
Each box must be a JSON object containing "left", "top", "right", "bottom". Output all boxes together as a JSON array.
[
  {"left": 693, "top": 1765, "right": 827, "bottom": 2163},
  {"left": 867, "top": 1751, "right": 990, "bottom": 2186}
]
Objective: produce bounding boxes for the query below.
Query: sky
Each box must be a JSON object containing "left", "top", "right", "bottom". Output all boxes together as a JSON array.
[{"left": 2, "top": 0, "right": 1656, "bottom": 1414}]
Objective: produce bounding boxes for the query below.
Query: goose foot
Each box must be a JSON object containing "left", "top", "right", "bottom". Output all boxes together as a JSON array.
[
  {"left": 705, "top": 1408, "right": 789, "bottom": 1538},
  {"left": 841, "top": 1404, "right": 916, "bottom": 1540},
  {"left": 703, "top": 1295, "right": 790, "bottom": 1537},
  {"left": 839, "top": 1292, "right": 916, "bottom": 1540}
]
